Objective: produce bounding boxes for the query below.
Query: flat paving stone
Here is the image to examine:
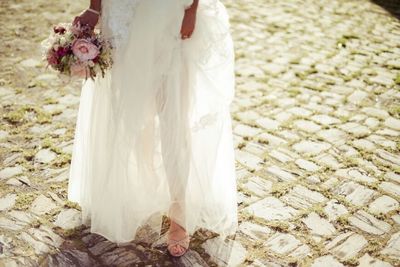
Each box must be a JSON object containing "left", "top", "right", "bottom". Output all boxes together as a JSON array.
[
  {"left": 334, "top": 181, "right": 377, "bottom": 207},
  {"left": 54, "top": 209, "right": 82, "bottom": 230},
  {"left": 265, "top": 232, "right": 310, "bottom": 258},
  {"left": 292, "top": 140, "right": 331, "bottom": 155},
  {"left": 301, "top": 212, "right": 336, "bottom": 237},
  {"left": 0, "top": 194, "right": 17, "bottom": 211},
  {"left": 311, "top": 114, "right": 341, "bottom": 125},
  {"left": 281, "top": 185, "right": 327, "bottom": 209},
  {"left": 0, "top": 217, "right": 25, "bottom": 231},
  {"left": 317, "top": 129, "right": 348, "bottom": 145},
  {"left": 357, "top": 253, "right": 392, "bottom": 267},
  {"left": 349, "top": 210, "right": 391, "bottom": 235},
  {"left": 235, "top": 150, "right": 263, "bottom": 171},
  {"left": 381, "top": 232, "right": 400, "bottom": 261},
  {"left": 293, "top": 119, "right": 321, "bottom": 133},
  {"left": 238, "top": 221, "right": 271, "bottom": 241},
  {"left": 244, "top": 196, "right": 298, "bottom": 221},
  {"left": 242, "top": 176, "right": 273, "bottom": 197},
  {"left": 0, "top": 166, "right": 23, "bottom": 180},
  {"left": 326, "top": 232, "right": 368, "bottom": 261},
  {"left": 30, "top": 195, "right": 58, "bottom": 215},
  {"left": 265, "top": 165, "right": 297, "bottom": 182},
  {"left": 201, "top": 237, "right": 247, "bottom": 267},
  {"left": 379, "top": 182, "right": 400, "bottom": 198},
  {"left": 256, "top": 117, "right": 281, "bottom": 131},
  {"left": 335, "top": 168, "right": 376, "bottom": 183},
  {"left": 295, "top": 159, "right": 320, "bottom": 172},
  {"left": 339, "top": 122, "right": 371, "bottom": 137},
  {"left": 323, "top": 199, "right": 349, "bottom": 222},
  {"left": 35, "top": 149, "right": 57, "bottom": 164},
  {"left": 311, "top": 255, "right": 344, "bottom": 267},
  {"left": 384, "top": 117, "right": 400, "bottom": 131},
  {"left": 368, "top": 195, "right": 399, "bottom": 214}
]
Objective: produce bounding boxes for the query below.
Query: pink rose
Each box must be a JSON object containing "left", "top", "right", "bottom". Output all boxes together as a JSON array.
[
  {"left": 70, "top": 62, "right": 89, "bottom": 78},
  {"left": 72, "top": 39, "right": 99, "bottom": 61}
]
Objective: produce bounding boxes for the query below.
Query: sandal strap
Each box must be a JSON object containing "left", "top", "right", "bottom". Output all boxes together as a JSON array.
[
  {"left": 167, "top": 234, "right": 190, "bottom": 243},
  {"left": 166, "top": 223, "right": 190, "bottom": 254},
  {"left": 167, "top": 234, "right": 190, "bottom": 248}
]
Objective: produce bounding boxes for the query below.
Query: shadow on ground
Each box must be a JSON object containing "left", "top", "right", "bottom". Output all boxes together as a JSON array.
[
  {"left": 370, "top": 0, "right": 400, "bottom": 19},
  {"left": 38, "top": 225, "right": 240, "bottom": 267}
]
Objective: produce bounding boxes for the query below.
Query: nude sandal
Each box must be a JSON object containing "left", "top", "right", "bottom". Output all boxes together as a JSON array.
[{"left": 166, "top": 228, "right": 190, "bottom": 257}]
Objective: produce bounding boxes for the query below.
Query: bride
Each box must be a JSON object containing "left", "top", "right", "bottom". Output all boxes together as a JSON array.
[{"left": 68, "top": 0, "right": 238, "bottom": 257}]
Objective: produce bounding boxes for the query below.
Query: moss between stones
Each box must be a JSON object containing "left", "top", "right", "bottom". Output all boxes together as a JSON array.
[
  {"left": 22, "top": 149, "right": 36, "bottom": 162},
  {"left": 288, "top": 88, "right": 301, "bottom": 97},
  {"left": 63, "top": 200, "right": 81, "bottom": 210},
  {"left": 373, "top": 86, "right": 388, "bottom": 96},
  {"left": 392, "top": 166, "right": 400, "bottom": 174},
  {"left": 3, "top": 109, "right": 27, "bottom": 124},
  {"left": 342, "top": 156, "right": 360, "bottom": 168},
  {"left": 388, "top": 104, "right": 400, "bottom": 118},
  {"left": 3, "top": 104, "right": 52, "bottom": 125},
  {"left": 43, "top": 97, "right": 59, "bottom": 105},
  {"left": 342, "top": 257, "right": 359, "bottom": 266},
  {"left": 237, "top": 142, "right": 246, "bottom": 149},
  {"left": 394, "top": 74, "right": 400, "bottom": 85},
  {"left": 263, "top": 220, "right": 290, "bottom": 233},
  {"left": 41, "top": 137, "right": 53, "bottom": 149},
  {"left": 270, "top": 182, "right": 292, "bottom": 197},
  {"left": 55, "top": 225, "right": 86, "bottom": 239},
  {"left": 14, "top": 192, "right": 38, "bottom": 210}
]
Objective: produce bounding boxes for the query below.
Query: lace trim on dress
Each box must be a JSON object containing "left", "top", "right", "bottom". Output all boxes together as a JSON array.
[
  {"left": 100, "top": 0, "right": 140, "bottom": 50},
  {"left": 191, "top": 113, "right": 219, "bottom": 132}
]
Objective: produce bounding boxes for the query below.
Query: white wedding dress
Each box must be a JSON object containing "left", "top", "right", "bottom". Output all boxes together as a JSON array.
[{"left": 68, "top": 0, "right": 238, "bottom": 244}]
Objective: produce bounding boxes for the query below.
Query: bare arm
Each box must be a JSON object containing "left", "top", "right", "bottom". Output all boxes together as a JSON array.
[
  {"left": 181, "top": 0, "right": 199, "bottom": 40},
  {"left": 187, "top": 0, "right": 199, "bottom": 10},
  {"left": 89, "top": 0, "right": 102, "bottom": 13}
]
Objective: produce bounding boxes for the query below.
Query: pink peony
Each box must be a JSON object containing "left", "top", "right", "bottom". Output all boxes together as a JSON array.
[
  {"left": 72, "top": 39, "right": 99, "bottom": 61},
  {"left": 70, "top": 62, "right": 89, "bottom": 78}
]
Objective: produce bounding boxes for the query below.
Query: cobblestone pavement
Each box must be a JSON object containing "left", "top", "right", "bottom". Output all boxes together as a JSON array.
[{"left": 1, "top": 0, "right": 400, "bottom": 266}]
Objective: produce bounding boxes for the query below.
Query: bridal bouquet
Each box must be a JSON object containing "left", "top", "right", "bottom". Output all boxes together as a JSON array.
[{"left": 41, "top": 23, "right": 113, "bottom": 80}]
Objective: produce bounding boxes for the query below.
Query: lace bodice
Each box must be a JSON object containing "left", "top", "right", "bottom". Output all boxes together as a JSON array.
[
  {"left": 100, "top": 0, "right": 140, "bottom": 49},
  {"left": 100, "top": 0, "right": 194, "bottom": 49}
]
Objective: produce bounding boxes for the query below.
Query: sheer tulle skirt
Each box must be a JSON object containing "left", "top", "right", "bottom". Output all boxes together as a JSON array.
[{"left": 67, "top": 0, "right": 238, "bottom": 244}]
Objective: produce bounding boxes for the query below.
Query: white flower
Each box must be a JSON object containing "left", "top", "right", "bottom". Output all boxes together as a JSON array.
[{"left": 59, "top": 37, "right": 67, "bottom": 46}]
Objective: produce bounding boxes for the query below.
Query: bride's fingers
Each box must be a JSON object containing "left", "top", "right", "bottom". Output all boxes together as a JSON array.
[
  {"left": 73, "top": 16, "right": 80, "bottom": 26},
  {"left": 181, "top": 30, "right": 193, "bottom": 39}
]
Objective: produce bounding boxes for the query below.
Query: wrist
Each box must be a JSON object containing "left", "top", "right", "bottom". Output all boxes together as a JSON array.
[
  {"left": 87, "top": 8, "right": 101, "bottom": 16},
  {"left": 185, "top": 5, "right": 198, "bottom": 14}
]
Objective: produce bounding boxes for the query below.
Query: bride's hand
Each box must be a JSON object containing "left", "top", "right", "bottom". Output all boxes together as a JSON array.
[
  {"left": 180, "top": 8, "right": 197, "bottom": 40},
  {"left": 73, "top": 9, "right": 100, "bottom": 30}
]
